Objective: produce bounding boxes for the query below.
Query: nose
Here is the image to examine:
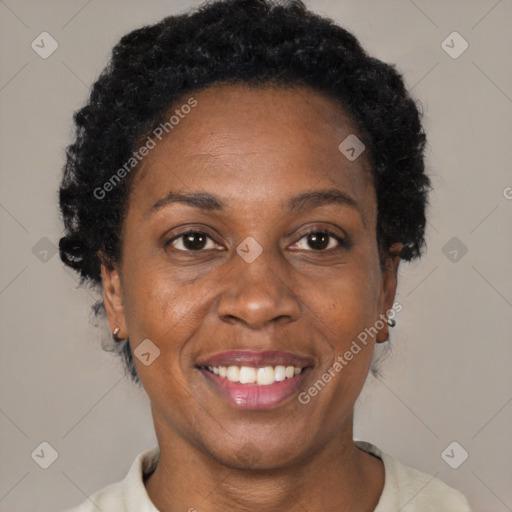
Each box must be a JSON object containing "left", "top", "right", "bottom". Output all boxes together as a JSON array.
[{"left": 216, "top": 248, "right": 301, "bottom": 330}]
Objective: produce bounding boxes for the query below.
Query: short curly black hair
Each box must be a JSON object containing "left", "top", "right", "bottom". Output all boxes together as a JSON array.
[{"left": 58, "top": 0, "right": 431, "bottom": 384}]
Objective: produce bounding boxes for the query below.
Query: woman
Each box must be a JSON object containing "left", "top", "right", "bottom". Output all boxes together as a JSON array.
[{"left": 59, "top": 0, "right": 472, "bottom": 510}]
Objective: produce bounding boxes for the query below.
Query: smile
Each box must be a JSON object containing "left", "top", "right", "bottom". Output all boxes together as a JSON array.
[
  {"left": 195, "top": 350, "right": 314, "bottom": 409},
  {"left": 201, "top": 364, "right": 304, "bottom": 386}
]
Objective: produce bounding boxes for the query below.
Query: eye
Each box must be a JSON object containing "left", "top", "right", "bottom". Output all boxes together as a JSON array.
[
  {"left": 166, "top": 231, "right": 219, "bottom": 251},
  {"left": 290, "top": 229, "right": 347, "bottom": 251},
  {"left": 165, "top": 228, "right": 347, "bottom": 253}
]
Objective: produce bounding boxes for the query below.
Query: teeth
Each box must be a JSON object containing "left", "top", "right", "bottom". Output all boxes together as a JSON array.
[
  {"left": 227, "top": 366, "right": 240, "bottom": 382},
  {"left": 257, "top": 366, "right": 274, "bottom": 385},
  {"left": 207, "top": 364, "right": 304, "bottom": 385},
  {"left": 239, "top": 366, "right": 257, "bottom": 384},
  {"left": 285, "top": 366, "right": 295, "bottom": 379},
  {"left": 274, "top": 365, "right": 286, "bottom": 382}
]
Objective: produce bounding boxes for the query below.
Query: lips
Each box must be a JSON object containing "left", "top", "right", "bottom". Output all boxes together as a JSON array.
[
  {"left": 197, "top": 350, "right": 314, "bottom": 369},
  {"left": 196, "top": 350, "right": 314, "bottom": 409}
]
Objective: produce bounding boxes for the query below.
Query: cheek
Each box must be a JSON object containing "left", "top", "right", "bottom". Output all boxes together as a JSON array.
[
  {"left": 122, "top": 268, "right": 210, "bottom": 402},
  {"left": 305, "top": 261, "right": 382, "bottom": 337},
  {"left": 299, "top": 263, "right": 383, "bottom": 402},
  {"left": 122, "top": 261, "right": 212, "bottom": 357}
]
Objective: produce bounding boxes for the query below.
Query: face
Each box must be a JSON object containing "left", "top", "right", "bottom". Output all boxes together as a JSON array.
[{"left": 101, "top": 83, "right": 401, "bottom": 469}]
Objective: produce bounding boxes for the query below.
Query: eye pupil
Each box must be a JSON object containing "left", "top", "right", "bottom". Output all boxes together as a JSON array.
[
  {"left": 308, "top": 232, "right": 329, "bottom": 250},
  {"left": 184, "top": 232, "right": 207, "bottom": 250}
]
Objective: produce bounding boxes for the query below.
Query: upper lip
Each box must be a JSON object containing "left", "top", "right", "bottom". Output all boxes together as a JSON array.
[{"left": 196, "top": 350, "right": 315, "bottom": 369}]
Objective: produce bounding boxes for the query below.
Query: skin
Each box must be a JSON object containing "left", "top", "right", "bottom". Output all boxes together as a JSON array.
[{"left": 101, "top": 83, "right": 402, "bottom": 512}]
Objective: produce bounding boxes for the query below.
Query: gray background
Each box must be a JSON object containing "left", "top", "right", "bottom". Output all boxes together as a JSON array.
[{"left": 0, "top": 0, "right": 511, "bottom": 511}]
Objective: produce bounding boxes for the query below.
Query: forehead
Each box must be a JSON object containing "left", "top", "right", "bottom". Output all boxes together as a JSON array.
[{"left": 130, "top": 83, "right": 375, "bottom": 221}]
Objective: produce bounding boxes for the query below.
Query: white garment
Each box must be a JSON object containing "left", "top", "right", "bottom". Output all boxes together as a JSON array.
[{"left": 64, "top": 440, "right": 471, "bottom": 512}]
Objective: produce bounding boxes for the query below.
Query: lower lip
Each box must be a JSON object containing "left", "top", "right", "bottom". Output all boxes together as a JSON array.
[{"left": 200, "top": 368, "right": 311, "bottom": 410}]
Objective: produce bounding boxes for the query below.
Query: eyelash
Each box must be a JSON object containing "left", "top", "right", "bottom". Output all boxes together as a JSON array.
[
  {"left": 292, "top": 229, "right": 348, "bottom": 251},
  {"left": 165, "top": 228, "right": 348, "bottom": 253}
]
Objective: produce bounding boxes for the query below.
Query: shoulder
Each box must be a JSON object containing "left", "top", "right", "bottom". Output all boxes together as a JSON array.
[
  {"left": 63, "top": 481, "right": 124, "bottom": 512},
  {"left": 62, "top": 446, "right": 160, "bottom": 512},
  {"left": 355, "top": 440, "right": 472, "bottom": 512}
]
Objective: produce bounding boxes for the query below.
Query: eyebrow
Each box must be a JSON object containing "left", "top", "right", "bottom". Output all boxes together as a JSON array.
[
  {"left": 287, "top": 188, "right": 359, "bottom": 213},
  {"left": 149, "top": 191, "right": 224, "bottom": 216},
  {"left": 148, "top": 187, "right": 363, "bottom": 225},
  {"left": 288, "top": 188, "right": 365, "bottom": 227}
]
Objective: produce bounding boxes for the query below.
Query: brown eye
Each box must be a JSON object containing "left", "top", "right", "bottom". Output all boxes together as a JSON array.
[
  {"left": 291, "top": 230, "right": 346, "bottom": 251},
  {"left": 306, "top": 232, "right": 330, "bottom": 250},
  {"left": 168, "top": 231, "right": 217, "bottom": 251}
]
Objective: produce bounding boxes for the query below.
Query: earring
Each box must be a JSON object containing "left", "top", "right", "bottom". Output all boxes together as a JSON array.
[
  {"left": 112, "top": 327, "right": 121, "bottom": 340},
  {"left": 387, "top": 318, "right": 396, "bottom": 327}
]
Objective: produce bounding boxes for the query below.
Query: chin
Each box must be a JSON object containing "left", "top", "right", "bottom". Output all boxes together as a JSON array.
[{"left": 203, "top": 432, "right": 315, "bottom": 472}]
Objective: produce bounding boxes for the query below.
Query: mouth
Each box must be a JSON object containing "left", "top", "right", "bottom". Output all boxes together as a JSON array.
[
  {"left": 199, "top": 364, "right": 306, "bottom": 385},
  {"left": 195, "top": 350, "right": 314, "bottom": 409}
]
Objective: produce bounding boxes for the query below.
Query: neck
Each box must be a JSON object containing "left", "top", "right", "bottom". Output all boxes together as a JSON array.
[{"left": 144, "top": 413, "right": 384, "bottom": 512}]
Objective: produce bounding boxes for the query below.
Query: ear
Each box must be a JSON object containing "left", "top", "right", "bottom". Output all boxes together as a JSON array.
[
  {"left": 100, "top": 261, "right": 128, "bottom": 341},
  {"left": 376, "top": 242, "right": 402, "bottom": 343}
]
